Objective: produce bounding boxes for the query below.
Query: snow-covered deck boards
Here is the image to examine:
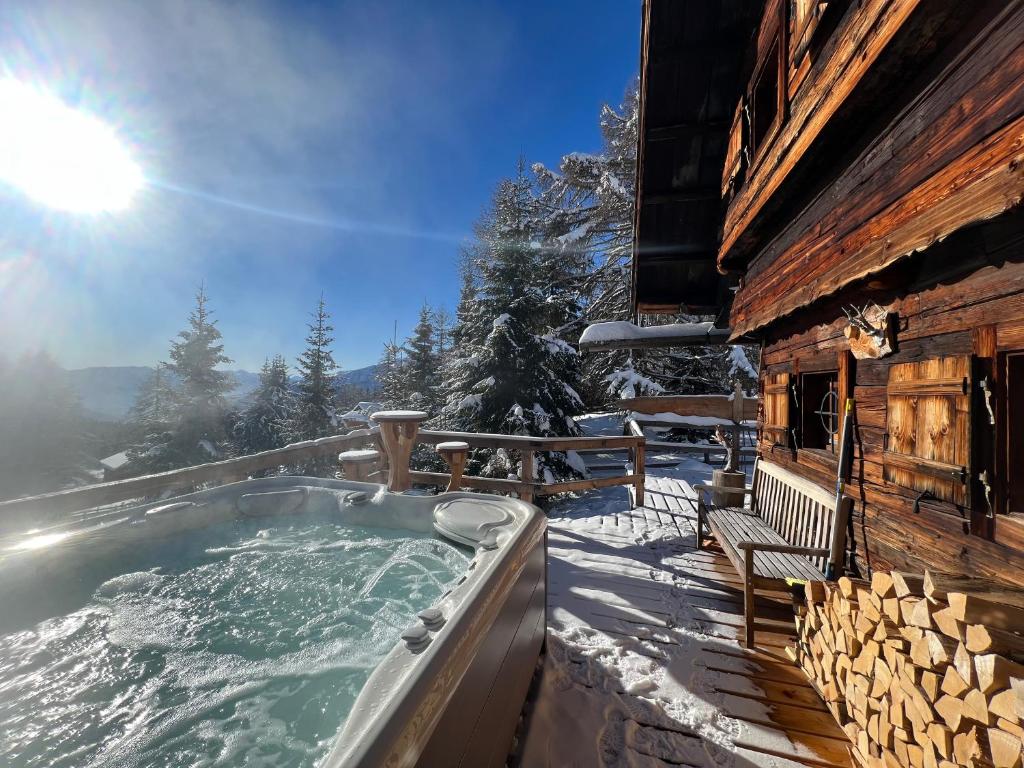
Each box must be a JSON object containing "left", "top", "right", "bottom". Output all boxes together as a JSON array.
[{"left": 515, "top": 470, "right": 854, "bottom": 768}]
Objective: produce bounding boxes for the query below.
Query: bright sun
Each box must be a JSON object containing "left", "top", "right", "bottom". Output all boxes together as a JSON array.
[{"left": 0, "top": 78, "right": 143, "bottom": 213}]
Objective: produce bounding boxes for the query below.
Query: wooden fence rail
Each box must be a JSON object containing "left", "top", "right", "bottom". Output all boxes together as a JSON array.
[
  {"left": 0, "top": 426, "right": 648, "bottom": 532},
  {"left": 0, "top": 429, "right": 382, "bottom": 531},
  {"left": 622, "top": 382, "right": 758, "bottom": 472}
]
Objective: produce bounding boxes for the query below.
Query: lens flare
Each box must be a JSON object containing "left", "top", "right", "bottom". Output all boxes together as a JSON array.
[{"left": 0, "top": 78, "right": 143, "bottom": 213}]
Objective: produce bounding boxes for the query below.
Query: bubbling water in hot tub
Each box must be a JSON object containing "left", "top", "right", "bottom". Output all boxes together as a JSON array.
[{"left": 0, "top": 516, "right": 470, "bottom": 768}]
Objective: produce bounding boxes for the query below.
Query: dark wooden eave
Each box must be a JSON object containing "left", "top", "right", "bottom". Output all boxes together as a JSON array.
[{"left": 631, "top": 0, "right": 760, "bottom": 316}]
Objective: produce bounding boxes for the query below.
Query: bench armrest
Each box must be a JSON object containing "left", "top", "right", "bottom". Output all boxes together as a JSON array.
[
  {"left": 736, "top": 541, "right": 830, "bottom": 557},
  {"left": 693, "top": 483, "right": 755, "bottom": 497}
]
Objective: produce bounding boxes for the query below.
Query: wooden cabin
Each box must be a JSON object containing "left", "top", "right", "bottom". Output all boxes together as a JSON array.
[{"left": 634, "top": 0, "right": 1024, "bottom": 586}]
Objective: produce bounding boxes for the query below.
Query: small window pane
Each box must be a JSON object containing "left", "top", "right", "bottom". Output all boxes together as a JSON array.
[{"left": 800, "top": 371, "right": 839, "bottom": 452}]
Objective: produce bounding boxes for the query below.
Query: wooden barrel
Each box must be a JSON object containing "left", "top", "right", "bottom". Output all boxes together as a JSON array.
[{"left": 712, "top": 469, "right": 746, "bottom": 507}]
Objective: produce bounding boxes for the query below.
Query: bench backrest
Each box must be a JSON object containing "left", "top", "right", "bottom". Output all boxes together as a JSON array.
[{"left": 750, "top": 458, "right": 850, "bottom": 575}]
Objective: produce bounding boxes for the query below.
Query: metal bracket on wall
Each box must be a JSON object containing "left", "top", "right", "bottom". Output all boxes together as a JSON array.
[
  {"left": 979, "top": 470, "right": 995, "bottom": 519},
  {"left": 979, "top": 376, "right": 996, "bottom": 426},
  {"left": 911, "top": 490, "right": 938, "bottom": 515}
]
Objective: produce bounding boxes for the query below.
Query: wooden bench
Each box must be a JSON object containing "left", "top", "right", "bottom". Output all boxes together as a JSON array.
[{"left": 695, "top": 459, "right": 852, "bottom": 647}]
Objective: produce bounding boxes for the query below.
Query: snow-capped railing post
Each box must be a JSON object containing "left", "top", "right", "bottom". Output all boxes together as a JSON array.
[
  {"left": 338, "top": 449, "right": 381, "bottom": 482},
  {"left": 371, "top": 410, "right": 429, "bottom": 493},
  {"left": 519, "top": 449, "right": 536, "bottom": 504},
  {"left": 627, "top": 418, "right": 646, "bottom": 508},
  {"left": 435, "top": 441, "right": 469, "bottom": 492}
]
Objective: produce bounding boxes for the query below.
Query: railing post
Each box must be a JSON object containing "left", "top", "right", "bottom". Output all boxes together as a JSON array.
[
  {"left": 728, "top": 380, "right": 745, "bottom": 474},
  {"left": 435, "top": 441, "right": 469, "bottom": 492},
  {"left": 371, "top": 411, "right": 428, "bottom": 492},
  {"left": 338, "top": 449, "right": 380, "bottom": 482},
  {"left": 520, "top": 449, "right": 535, "bottom": 505},
  {"left": 633, "top": 438, "right": 645, "bottom": 509}
]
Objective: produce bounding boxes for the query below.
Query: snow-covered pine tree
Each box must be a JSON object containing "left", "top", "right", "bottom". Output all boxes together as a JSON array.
[
  {"left": 376, "top": 339, "right": 407, "bottom": 410},
  {"left": 129, "top": 365, "right": 179, "bottom": 431},
  {"left": 437, "top": 247, "right": 485, "bottom": 430},
  {"left": 532, "top": 86, "right": 639, "bottom": 406},
  {"left": 603, "top": 356, "right": 666, "bottom": 400},
  {"left": 126, "top": 364, "right": 178, "bottom": 461},
  {"left": 442, "top": 162, "right": 584, "bottom": 480},
  {"left": 404, "top": 303, "right": 440, "bottom": 415},
  {"left": 534, "top": 84, "right": 760, "bottom": 403},
  {"left": 128, "top": 287, "right": 233, "bottom": 472},
  {"left": 639, "top": 314, "right": 760, "bottom": 396},
  {"left": 289, "top": 295, "right": 339, "bottom": 441},
  {"left": 233, "top": 355, "right": 292, "bottom": 454},
  {"left": 432, "top": 306, "right": 453, "bottom": 363}
]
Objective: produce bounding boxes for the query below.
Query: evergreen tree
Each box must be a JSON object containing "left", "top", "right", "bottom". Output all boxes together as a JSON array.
[
  {"left": 233, "top": 355, "right": 291, "bottom": 453},
  {"left": 437, "top": 248, "right": 486, "bottom": 430},
  {"left": 126, "top": 365, "right": 178, "bottom": 461},
  {"left": 404, "top": 303, "right": 440, "bottom": 414},
  {"left": 376, "top": 339, "right": 407, "bottom": 410},
  {"left": 289, "top": 295, "right": 339, "bottom": 440},
  {"left": 129, "top": 365, "right": 179, "bottom": 432},
  {"left": 534, "top": 84, "right": 759, "bottom": 403},
  {"left": 442, "top": 162, "right": 584, "bottom": 479},
  {"left": 432, "top": 306, "right": 453, "bottom": 362},
  {"left": 632, "top": 315, "right": 760, "bottom": 397},
  {"left": 533, "top": 89, "right": 637, "bottom": 310},
  {"left": 127, "top": 287, "right": 233, "bottom": 472}
]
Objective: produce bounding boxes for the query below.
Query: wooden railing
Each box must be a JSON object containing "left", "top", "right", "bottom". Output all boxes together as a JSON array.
[
  {"left": 0, "top": 425, "right": 647, "bottom": 532},
  {"left": 413, "top": 429, "right": 646, "bottom": 504},
  {"left": 620, "top": 382, "right": 758, "bottom": 472},
  {"left": 0, "top": 429, "right": 381, "bottom": 532}
]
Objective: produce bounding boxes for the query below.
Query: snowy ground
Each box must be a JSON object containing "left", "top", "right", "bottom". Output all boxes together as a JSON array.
[{"left": 512, "top": 414, "right": 851, "bottom": 768}]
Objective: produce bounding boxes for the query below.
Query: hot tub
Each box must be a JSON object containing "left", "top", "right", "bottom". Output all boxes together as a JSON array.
[{"left": 0, "top": 477, "right": 546, "bottom": 768}]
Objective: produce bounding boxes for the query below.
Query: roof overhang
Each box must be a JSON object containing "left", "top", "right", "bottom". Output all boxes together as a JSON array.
[{"left": 631, "top": 0, "right": 760, "bottom": 316}]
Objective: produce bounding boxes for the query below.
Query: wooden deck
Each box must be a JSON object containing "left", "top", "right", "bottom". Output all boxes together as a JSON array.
[{"left": 514, "top": 471, "right": 855, "bottom": 768}]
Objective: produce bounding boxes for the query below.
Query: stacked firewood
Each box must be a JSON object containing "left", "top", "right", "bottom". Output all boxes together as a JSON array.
[{"left": 792, "top": 570, "right": 1024, "bottom": 768}]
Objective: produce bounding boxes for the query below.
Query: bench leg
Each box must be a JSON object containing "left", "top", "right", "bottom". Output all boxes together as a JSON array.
[
  {"left": 696, "top": 503, "right": 704, "bottom": 550},
  {"left": 743, "top": 548, "right": 755, "bottom": 648}
]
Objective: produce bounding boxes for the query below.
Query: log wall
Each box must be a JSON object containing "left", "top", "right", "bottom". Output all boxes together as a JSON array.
[
  {"left": 756, "top": 212, "right": 1024, "bottom": 587},
  {"left": 726, "top": 0, "right": 1024, "bottom": 338}
]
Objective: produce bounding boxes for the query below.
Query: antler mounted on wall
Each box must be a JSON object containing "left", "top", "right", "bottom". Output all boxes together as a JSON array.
[{"left": 842, "top": 303, "right": 895, "bottom": 359}]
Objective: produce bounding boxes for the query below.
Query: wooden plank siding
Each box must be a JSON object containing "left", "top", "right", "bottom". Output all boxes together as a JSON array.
[
  {"left": 629, "top": 0, "right": 1024, "bottom": 590},
  {"left": 720, "top": 0, "right": 955, "bottom": 262},
  {"left": 725, "top": 0, "right": 1024, "bottom": 338},
  {"left": 753, "top": 227, "right": 1024, "bottom": 586}
]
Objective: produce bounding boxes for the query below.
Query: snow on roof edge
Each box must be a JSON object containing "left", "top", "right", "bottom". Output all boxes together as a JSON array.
[{"left": 579, "top": 320, "right": 723, "bottom": 345}]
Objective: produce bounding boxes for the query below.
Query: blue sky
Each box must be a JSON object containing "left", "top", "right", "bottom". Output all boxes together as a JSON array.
[{"left": 0, "top": 0, "right": 640, "bottom": 371}]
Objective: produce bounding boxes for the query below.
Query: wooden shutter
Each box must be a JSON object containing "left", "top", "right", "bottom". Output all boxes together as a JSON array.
[
  {"left": 883, "top": 356, "right": 971, "bottom": 506},
  {"left": 762, "top": 372, "right": 795, "bottom": 447}
]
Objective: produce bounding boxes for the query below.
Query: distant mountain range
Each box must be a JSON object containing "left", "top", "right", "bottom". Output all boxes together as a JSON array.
[{"left": 64, "top": 364, "right": 379, "bottom": 421}]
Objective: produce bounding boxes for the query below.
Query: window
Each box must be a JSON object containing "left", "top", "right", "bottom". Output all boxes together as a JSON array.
[
  {"left": 751, "top": 37, "right": 781, "bottom": 154},
  {"left": 800, "top": 370, "right": 839, "bottom": 452}
]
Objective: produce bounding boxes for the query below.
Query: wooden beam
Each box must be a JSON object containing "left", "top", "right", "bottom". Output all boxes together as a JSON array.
[
  {"left": 647, "top": 122, "right": 728, "bottom": 141},
  {"left": 619, "top": 394, "right": 758, "bottom": 420},
  {"left": 642, "top": 188, "right": 721, "bottom": 204}
]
